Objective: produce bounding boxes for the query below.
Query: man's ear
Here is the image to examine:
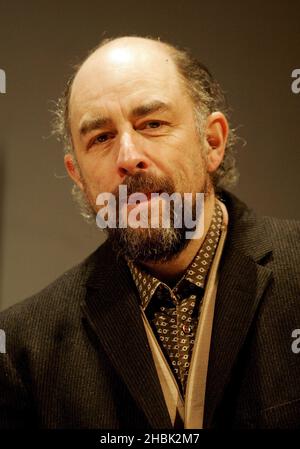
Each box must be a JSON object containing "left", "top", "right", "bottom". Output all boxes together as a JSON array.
[
  {"left": 64, "top": 153, "right": 83, "bottom": 190},
  {"left": 205, "top": 112, "right": 229, "bottom": 173}
]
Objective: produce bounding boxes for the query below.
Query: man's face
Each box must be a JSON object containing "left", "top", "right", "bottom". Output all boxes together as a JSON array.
[{"left": 66, "top": 39, "right": 214, "bottom": 262}]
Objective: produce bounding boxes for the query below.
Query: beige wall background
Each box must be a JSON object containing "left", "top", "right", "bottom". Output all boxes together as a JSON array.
[{"left": 0, "top": 0, "right": 299, "bottom": 310}]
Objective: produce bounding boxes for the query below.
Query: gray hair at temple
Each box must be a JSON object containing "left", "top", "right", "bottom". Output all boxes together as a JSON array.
[{"left": 52, "top": 35, "right": 240, "bottom": 193}]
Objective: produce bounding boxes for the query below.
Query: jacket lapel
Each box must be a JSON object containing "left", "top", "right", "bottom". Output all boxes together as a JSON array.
[
  {"left": 204, "top": 192, "right": 274, "bottom": 427},
  {"left": 81, "top": 241, "right": 172, "bottom": 429}
]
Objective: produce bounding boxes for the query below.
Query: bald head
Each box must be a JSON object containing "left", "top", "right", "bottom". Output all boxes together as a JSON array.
[
  {"left": 69, "top": 36, "right": 184, "bottom": 128},
  {"left": 72, "top": 36, "right": 176, "bottom": 88},
  {"left": 77, "top": 36, "right": 174, "bottom": 72}
]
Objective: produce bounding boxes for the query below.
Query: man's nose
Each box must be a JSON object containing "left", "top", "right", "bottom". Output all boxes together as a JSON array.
[{"left": 116, "top": 131, "right": 151, "bottom": 177}]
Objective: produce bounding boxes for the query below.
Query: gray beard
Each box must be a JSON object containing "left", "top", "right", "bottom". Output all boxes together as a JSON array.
[
  {"left": 107, "top": 219, "right": 189, "bottom": 264},
  {"left": 105, "top": 172, "right": 210, "bottom": 264},
  {"left": 76, "top": 171, "right": 210, "bottom": 264}
]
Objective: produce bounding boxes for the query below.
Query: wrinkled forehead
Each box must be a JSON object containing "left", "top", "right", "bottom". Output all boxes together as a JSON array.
[{"left": 69, "top": 40, "right": 186, "bottom": 120}]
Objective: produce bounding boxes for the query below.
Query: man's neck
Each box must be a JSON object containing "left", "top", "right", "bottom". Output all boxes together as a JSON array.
[{"left": 140, "top": 192, "right": 216, "bottom": 284}]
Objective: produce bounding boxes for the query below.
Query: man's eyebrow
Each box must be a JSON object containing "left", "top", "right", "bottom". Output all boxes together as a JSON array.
[
  {"left": 79, "top": 100, "right": 171, "bottom": 137},
  {"left": 79, "top": 117, "right": 112, "bottom": 137}
]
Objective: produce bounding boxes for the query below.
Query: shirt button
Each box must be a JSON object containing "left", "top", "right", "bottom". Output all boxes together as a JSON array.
[{"left": 182, "top": 323, "right": 192, "bottom": 334}]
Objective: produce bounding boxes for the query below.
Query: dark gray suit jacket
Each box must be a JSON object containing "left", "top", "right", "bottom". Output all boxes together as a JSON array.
[{"left": 0, "top": 191, "right": 300, "bottom": 429}]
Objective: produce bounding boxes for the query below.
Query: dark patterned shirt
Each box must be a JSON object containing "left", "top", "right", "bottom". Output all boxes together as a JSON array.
[{"left": 127, "top": 201, "right": 223, "bottom": 396}]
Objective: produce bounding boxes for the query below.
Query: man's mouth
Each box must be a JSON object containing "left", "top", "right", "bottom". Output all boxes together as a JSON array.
[
  {"left": 124, "top": 191, "right": 165, "bottom": 212},
  {"left": 127, "top": 190, "right": 163, "bottom": 202}
]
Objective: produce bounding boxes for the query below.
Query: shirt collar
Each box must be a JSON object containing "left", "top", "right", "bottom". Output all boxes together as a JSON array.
[{"left": 127, "top": 200, "right": 223, "bottom": 311}]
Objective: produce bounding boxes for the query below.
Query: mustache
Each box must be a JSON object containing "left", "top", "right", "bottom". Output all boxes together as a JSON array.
[{"left": 112, "top": 173, "right": 176, "bottom": 198}]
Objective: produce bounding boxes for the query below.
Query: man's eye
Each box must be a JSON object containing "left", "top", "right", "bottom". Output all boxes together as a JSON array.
[
  {"left": 88, "top": 133, "right": 114, "bottom": 150},
  {"left": 94, "top": 133, "right": 110, "bottom": 143},
  {"left": 145, "top": 121, "right": 162, "bottom": 129}
]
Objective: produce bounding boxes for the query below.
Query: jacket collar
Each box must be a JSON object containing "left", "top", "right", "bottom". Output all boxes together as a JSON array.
[
  {"left": 203, "top": 190, "right": 273, "bottom": 427},
  {"left": 81, "top": 239, "right": 173, "bottom": 428}
]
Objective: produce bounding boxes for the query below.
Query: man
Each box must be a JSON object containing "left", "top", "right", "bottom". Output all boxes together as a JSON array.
[{"left": 0, "top": 36, "right": 299, "bottom": 429}]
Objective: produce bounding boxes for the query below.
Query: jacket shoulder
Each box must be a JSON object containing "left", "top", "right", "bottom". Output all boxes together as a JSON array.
[
  {"left": 0, "top": 240, "right": 111, "bottom": 344},
  {"left": 221, "top": 190, "right": 300, "bottom": 252},
  {"left": 262, "top": 215, "right": 300, "bottom": 247}
]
